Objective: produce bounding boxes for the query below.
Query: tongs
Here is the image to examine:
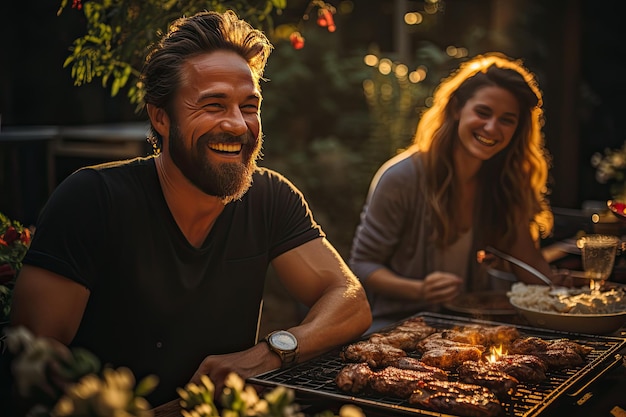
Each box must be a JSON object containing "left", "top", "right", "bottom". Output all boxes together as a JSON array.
[{"left": 477, "top": 246, "right": 555, "bottom": 287}]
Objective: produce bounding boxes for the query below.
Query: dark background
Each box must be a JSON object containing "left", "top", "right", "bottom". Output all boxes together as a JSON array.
[{"left": 1, "top": 0, "right": 624, "bottom": 256}]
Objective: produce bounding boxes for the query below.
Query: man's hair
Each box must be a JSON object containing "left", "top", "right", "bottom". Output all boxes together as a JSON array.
[{"left": 141, "top": 10, "right": 273, "bottom": 147}]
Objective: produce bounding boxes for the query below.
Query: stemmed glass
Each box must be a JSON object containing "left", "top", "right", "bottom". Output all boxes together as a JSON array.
[{"left": 576, "top": 234, "right": 620, "bottom": 292}]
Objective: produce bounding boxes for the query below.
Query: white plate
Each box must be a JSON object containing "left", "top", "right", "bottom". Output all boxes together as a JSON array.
[{"left": 509, "top": 299, "right": 626, "bottom": 335}]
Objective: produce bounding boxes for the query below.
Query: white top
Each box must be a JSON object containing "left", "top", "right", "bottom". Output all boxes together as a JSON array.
[{"left": 434, "top": 229, "right": 473, "bottom": 280}]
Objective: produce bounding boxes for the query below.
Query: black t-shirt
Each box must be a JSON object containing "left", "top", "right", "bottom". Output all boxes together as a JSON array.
[{"left": 22, "top": 156, "right": 323, "bottom": 405}]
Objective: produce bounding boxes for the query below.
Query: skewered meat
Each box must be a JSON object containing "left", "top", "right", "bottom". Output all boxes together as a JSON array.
[
  {"left": 368, "top": 316, "right": 437, "bottom": 350},
  {"left": 335, "top": 362, "right": 447, "bottom": 396},
  {"left": 340, "top": 341, "right": 406, "bottom": 368},
  {"left": 409, "top": 379, "right": 503, "bottom": 417},
  {"left": 509, "top": 336, "right": 592, "bottom": 369},
  {"left": 488, "top": 354, "right": 548, "bottom": 383},
  {"left": 457, "top": 360, "right": 519, "bottom": 399}
]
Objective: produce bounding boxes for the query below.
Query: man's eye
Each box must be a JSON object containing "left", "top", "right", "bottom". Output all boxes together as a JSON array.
[{"left": 241, "top": 104, "right": 260, "bottom": 113}]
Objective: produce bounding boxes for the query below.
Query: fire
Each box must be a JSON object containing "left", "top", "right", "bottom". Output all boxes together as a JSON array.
[{"left": 487, "top": 344, "right": 506, "bottom": 363}]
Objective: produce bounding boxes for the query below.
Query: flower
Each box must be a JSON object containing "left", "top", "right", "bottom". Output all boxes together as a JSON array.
[
  {"left": 289, "top": 31, "right": 305, "bottom": 49},
  {"left": 591, "top": 142, "right": 626, "bottom": 200},
  {"left": 317, "top": 8, "right": 336, "bottom": 32},
  {"left": 0, "top": 212, "right": 32, "bottom": 322},
  {"left": 4, "top": 326, "right": 155, "bottom": 417},
  {"left": 287, "top": 1, "right": 338, "bottom": 50},
  {"left": 5, "top": 327, "right": 365, "bottom": 417}
]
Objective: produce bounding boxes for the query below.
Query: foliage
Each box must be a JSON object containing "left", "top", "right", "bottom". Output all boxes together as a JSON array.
[
  {"left": 0, "top": 213, "right": 32, "bottom": 323},
  {"left": 56, "top": 0, "right": 337, "bottom": 108},
  {"left": 4, "top": 326, "right": 364, "bottom": 417},
  {"left": 4, "top": 326, "right": 154, "bottom": 416}
]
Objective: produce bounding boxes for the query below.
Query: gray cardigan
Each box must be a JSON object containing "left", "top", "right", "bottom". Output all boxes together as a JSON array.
[{"left": 349, "top": 150, "right": 488, "bottom": 330}]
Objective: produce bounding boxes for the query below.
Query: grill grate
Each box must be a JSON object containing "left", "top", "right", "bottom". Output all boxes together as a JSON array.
[{"left": 249, "top": 312, "right": 626, "bottom": 417}]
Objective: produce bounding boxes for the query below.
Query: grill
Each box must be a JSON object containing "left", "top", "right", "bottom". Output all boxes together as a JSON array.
[{"left": 249, "top": 312, "right": 626, "bottom": 417}]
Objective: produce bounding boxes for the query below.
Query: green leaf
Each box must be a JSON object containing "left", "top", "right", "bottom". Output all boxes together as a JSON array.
[{"left": 135, "top": 374, "right": 159, "bottom": 397}]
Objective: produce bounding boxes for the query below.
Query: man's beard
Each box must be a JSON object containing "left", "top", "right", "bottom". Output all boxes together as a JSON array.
[{"left": 169, "top": 124, "right": 262, "bottom": 203}]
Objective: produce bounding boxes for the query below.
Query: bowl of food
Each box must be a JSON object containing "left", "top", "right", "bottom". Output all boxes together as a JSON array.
[{"left": 507, "top": 282, "right": 626, "bottom": 334}]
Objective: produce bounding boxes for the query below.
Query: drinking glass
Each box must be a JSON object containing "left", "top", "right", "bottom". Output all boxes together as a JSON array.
[{"left": 577, "top": 234, "right": 620, "bottom": 292}]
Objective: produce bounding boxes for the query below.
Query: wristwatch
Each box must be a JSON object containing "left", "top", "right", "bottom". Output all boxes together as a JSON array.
[{"left": 264, "top": 330, "right": 299, "bottom": 368}]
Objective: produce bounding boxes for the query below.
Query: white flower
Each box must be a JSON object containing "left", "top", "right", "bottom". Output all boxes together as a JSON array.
[{"left": 9, "top": 330, "right": 59, "bottom": 397}]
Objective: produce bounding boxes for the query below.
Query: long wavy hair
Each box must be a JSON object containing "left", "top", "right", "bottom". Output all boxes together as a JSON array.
[{"left": 412, "top": 52, "right": 553, "bottom": 248}]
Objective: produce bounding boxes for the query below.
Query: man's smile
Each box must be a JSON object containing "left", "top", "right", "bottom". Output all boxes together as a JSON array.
[{"left": 208, "top": 143, "right": 243, "bottom": 154}]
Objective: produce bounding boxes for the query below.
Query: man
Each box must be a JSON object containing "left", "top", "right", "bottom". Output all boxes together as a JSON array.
[{"left": 8, "top": 10, "right": 371, "bottom": 407}]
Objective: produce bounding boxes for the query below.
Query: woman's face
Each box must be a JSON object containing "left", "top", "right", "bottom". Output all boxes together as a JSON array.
[{"left": 455, "top": 85, "right": 520, "bottom": 162}]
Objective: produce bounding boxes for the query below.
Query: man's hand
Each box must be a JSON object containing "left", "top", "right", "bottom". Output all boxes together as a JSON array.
[{"left": 189, "top": 342, "right": 280, "bottom": 402}]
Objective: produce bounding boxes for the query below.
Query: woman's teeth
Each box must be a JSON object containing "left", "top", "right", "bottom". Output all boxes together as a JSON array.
[
  {"left": 475, "top": 134, "right": 496, "bottom": 146},
  {"left": 208, "top": 143, "right": 242, "bottom": 153}
]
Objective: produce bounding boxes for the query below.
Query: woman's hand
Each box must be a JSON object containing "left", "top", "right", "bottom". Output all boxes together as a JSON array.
[{"left": 421, "top": 272, "right": 463, "bottom": 304}]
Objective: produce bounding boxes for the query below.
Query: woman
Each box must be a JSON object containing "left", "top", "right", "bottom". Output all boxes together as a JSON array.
[{"left": 350, "top": 52, "right": 559, "bottom": 331}]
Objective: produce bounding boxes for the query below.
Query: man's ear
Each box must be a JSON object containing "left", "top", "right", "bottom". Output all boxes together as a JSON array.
[{"left": 146, "top": 103, "right": 170, "bottom": 138}]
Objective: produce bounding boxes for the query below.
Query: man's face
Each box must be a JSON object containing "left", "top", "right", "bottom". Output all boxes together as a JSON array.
[{"left": 166, "top": 50, "right": 263, "bottom": 202}]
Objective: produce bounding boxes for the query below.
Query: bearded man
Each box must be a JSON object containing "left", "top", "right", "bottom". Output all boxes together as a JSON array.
[{"left": 6, "top": 10, "right": 371, "bottom": 409}]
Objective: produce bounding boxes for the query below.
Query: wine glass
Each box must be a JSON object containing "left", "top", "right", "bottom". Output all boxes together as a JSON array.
[{"left": 577, "top": 234, "right": 620, "bottom": 292}]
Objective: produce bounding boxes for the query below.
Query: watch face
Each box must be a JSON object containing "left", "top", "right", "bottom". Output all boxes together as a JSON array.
[{"left": 269, "top": 330, "right": 297, "bottom": 350}]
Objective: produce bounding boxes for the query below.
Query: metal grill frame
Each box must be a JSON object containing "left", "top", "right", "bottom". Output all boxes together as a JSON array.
[{"left": 248, "top": 312, "right": 626, "bottom": 417}]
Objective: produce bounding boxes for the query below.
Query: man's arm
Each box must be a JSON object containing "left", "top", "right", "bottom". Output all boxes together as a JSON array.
[
  {"left": 271, "top": 237, "right": 372, "bottom": 362},
  {"left": 190, "top": 237, "right": 371, "bottom": 399},
  {"left": 10, "top": 265, "right": 90, "bottom": 344}
]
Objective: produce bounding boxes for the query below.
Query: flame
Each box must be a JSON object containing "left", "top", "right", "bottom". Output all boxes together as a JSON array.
[{"left": 487, "top": 344, "right": 506, "bottom": 363}]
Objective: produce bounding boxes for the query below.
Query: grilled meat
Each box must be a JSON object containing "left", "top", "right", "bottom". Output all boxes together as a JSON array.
[
  {"left": 489, "top": 354, "right": 548, "bottom": 383},
  {"left": 442, "top": 324, "right": 520, "bottom": 347},
  {"left": 509, "top": 336, "right": 592, "bottom": 369},
  {"left": 370, "top": 365, "right": 448, "bottom": 397},
  {"left": 409, "top": 379, "right": 503, "bottom": 417},
  {"left": 392, "top": 357, "right": 449, "bottom": 379},
  {"left": 457, "top": 360, "right": 519, "bottom": 399},
  {"left": 415, "top": 333, "right": 485, "bottom": 369},
  {"left": 335, "top": 363, "right": 371, "bottom": 393},
  {"left": 420, "top": 345, "right": 484, "bottom": 370},
  {"left": 340, "top": 341, "right": 407, "bottom": 368},
  {"left": 335, "top": 362, "right": 447, "bottom": 396},
  {"left": 368, "top": 316, "right": 437, "bottom": 350},
  {"left": 416, "top": 332, "right": 485, "bottom": 353}
]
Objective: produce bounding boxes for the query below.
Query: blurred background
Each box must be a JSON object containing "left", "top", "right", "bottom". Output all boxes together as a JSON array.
[{"left": 0, "top": 0, "right": 623, "bottom": 258}]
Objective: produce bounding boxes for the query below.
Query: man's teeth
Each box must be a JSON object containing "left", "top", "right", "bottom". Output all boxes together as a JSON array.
[
  {"left": 476, "top": 135, "right": 496, "bottom": 146},
  {"left": 209, "top": 143, "right": 242, "bottom": 152}
]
